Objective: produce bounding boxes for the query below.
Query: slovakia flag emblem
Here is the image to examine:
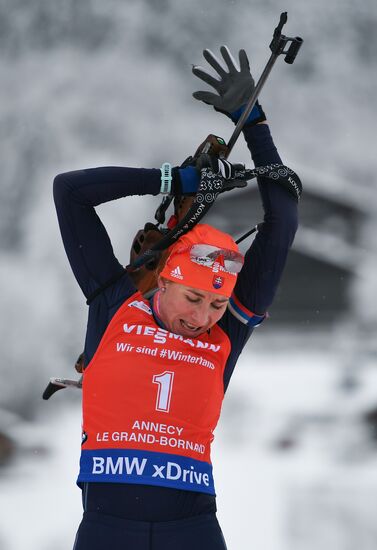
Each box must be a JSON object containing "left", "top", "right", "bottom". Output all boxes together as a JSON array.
[{"left": 212, "top": 275, "right": 224, "bottom": 289}]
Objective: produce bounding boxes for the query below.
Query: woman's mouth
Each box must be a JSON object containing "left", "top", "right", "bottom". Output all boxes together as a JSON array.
[{"left": 180, "top": 320, "right": 201, "bottom": 333}]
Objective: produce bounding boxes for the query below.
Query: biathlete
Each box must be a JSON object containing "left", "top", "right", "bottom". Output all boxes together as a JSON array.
[{"left": 53, "top": 47, "right": 300, "bottom": 549}]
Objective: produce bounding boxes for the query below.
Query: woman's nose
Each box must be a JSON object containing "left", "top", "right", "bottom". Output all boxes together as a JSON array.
[{"left": 190, "top": 305, "right": 210, "bottom": 326}]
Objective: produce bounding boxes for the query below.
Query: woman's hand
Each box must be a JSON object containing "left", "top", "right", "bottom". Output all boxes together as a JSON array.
[
  {"left": 172, "top": 154, "right": 249, "bottom": 196},
  {"left": 192, "top": 46, "right": 266, "bottom": 126}
]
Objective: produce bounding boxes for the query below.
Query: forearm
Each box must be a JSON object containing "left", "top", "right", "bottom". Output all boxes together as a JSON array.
[
  {"left": 54, "top": 166, "right": 161, "bottom": 207},
  {"left": 243, "top": 122, "right": 281, "bottom": 166}
]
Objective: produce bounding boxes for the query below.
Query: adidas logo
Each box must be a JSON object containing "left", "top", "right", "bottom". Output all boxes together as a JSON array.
[{"left": 170, "top": 266, "right": 183, "bottom": 280}]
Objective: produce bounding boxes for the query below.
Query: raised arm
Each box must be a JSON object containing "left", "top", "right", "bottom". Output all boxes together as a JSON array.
[
  {"left": 233, "top": 123, "right": 298, "bottom": 315},
  {"left": 192, "top": 45, "right": 299, "bottom": 318},
  {"left": 53, "top": 166, "right": 161, "bottom": 300},
  {"left": 192, "top": 46, "right": 300, "bottom": 389}
]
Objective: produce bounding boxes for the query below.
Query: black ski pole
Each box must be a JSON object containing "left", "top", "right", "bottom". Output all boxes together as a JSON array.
[{"left": 226, "top": 12, "right": 303, "bottom": 157}]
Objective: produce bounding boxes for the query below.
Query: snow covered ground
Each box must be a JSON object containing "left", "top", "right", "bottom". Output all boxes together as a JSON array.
[{"left": 1, "top": 343, "right": 377, "bottom": 550}]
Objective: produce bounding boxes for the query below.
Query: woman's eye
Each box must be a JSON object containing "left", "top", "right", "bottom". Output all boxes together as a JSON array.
[
  {"left": 212, "top": 303, "right": 226, "bottom": 311},
  {"left": 186, "top": 296, "right": 200, "bottom": 304}
]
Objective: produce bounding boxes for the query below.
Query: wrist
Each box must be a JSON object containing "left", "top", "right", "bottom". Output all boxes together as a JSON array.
[
  {"left": 177, "top": 166, "right": 199, "bottom": 195},
  {"left": 230, "top": 101, "right": 267, "bottom": 127},
  {"left": 170, "top": 165, "right": 200, "bottom": 196},
  {"left": 160, "top": 162, "right": 172, "bottom": 194}
]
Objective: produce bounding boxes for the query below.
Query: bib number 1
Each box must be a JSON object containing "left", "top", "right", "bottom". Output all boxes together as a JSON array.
[{"left": 153, "top": 371, "right": 174, "bottom": 413}]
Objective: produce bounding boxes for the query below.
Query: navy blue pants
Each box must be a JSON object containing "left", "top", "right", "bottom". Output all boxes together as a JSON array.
[{"left": 73, "top": 511, "right": 227, "bottom": 549}]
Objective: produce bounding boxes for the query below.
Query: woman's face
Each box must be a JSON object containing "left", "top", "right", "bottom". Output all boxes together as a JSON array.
[{"left": 156, "top": 278, "right": 229, "bottom": 338}]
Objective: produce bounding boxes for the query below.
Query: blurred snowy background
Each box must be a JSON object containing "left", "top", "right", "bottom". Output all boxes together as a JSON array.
[{"left": 0, "top": 1, "right": 376, "bottom": 549}]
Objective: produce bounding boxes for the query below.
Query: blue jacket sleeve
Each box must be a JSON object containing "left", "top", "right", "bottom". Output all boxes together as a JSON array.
[
  {"left": 219, "top": 123, "right": 298, "bottom": 390},
  {"left": 234, "top": 123, "right": 298, "bottom": 315},
  {"left": 53, "top": 166, "right": 161, "bottom": 300}
]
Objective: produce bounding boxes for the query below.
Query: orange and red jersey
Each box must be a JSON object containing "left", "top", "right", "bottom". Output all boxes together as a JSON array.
[
  {"left": 78, "top": 292, "right": 231, "bottom": 494},
  {"left": 54, "top": 124, "right": 298, "bottom": 506}
]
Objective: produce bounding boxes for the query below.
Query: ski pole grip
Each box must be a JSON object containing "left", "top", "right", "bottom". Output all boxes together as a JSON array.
[
  {"left": 269, "top": 12, "right": 288, "bottom": 54},
  {"left": 284, "top": 37, "right": 303, "bottom": 64}
]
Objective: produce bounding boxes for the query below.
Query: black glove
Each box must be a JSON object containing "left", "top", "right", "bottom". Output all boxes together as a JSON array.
[{"left": 192, "top": 46, "right": 266, "bottom": 126}]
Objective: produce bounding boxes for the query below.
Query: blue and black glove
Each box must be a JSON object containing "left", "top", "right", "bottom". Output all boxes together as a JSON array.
[
  {"left": 171, "top": 154, "right": 248, "bottom": 196},
  {"left": 168, "top": 156, "right": 302, "bottom": 201},
  {"left": 192, "top": 46, "right": 266, "bottom": 127}
]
